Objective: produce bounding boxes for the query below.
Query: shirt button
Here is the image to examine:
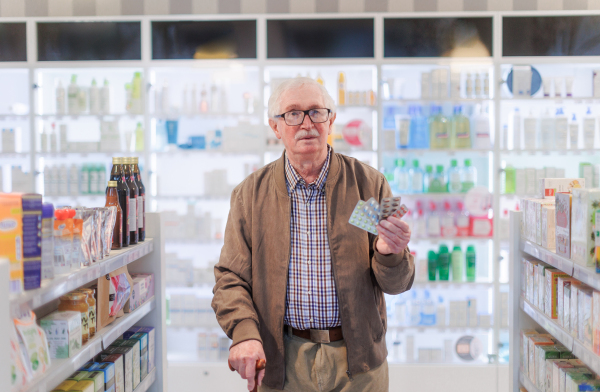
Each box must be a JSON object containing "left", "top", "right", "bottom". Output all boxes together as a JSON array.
[
  {"left": 307, "top": 231, "right": 310, "bottom": 235},
  {"left": 307, "top": 261, "right": 311, "bottom": 265},
  {"left": 307, "top": 291, "right": 311, "bottom": 295},
  {"left": 309, "top": 318, "right": 313, "bottom": 322}
]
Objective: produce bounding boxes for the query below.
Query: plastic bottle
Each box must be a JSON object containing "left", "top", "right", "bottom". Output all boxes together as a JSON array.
[
  {"left": 135, "top": 122, "right": 144, "bottom": 152},
  {"left": 408, "top": 105, "right": 430, "bottom": 149},
  {"left": 409, "top": 291, "right": 420, "bottom": 326},
  {"left": 413, "top": 209, "right": 426, "bottom": 239},
  {"left": 466, "top": 245, "right": 476, "bottom": 281},
  {"left": 437, "top": 245, "right": 450, "bottom": 281},
  {"left": 131, "top": 72, "right": 143, "bottom": 114},
  {"left": 56, "top": 80, "right": 66, "bottom": 115},
  {"left": 465, "top": 72, "right": 473, "bottom": 98},
  {"left": 482, "top": 72, "right": 490, "bottom": 98},
  {"left": 409, "top": 159, "right": 424, "bottom": 193},
  {"left": 523, "top": 110, "right": 538, "bottom": 150},
  {"left": 429, "top": 105, "right": 450, "bottom": 149},
  {"left": 427, "top": 201, "right": 441, "bottom": 237},
  {"left": 97, "top": 165, "right": 106, "bottom": 194},
  {"left": 471, "top": 104, "right": 491, "bottom": 149},
  {"left": 394, "top": 159, "right": 410, "bottom": 193},
  {"left": 555, "top": 108, "right": 568, "bottom": 149},
  {"left": 190, "top": 84, "right": 198, "bottom": 115},
  {"left": 431, "top": 165, "right": 446, "bottom": 193},
  {"left": 540, "top": 107, "right": 556, "bottom": 150},
  {"left": 89, "top": 79, "right": 100, "bottom": 115},
  {"left": 89, "top": 164, "right": 99, "bottom": 195},
  {"left": 584, "top": 107, "right": 596, "bottom": 149},
  {"left": 67, "top": 74, "right": 79, "bottom": 115},
  {"left": 101, "top": 79, "right": 110, "bottom": 114},
  {"left": 41, "top": 203, "right": 55, "bottom": 280},
  {"left": 200, "top": 84, "right": 209, "bottom": 113},
  {"left": 68, "top": 164, "right": 79, "bottom": 196},
  {"left": 395, "top": 112, "right": 410, "bottom": 149},
  {"left": 80, "top": 164, "right": 89, "bottom": 194},
  {"left": 424, "top": 165, "right": 433, "bottom": 193},
  {"left": 461, "top": 159, "right": 477, "bottom": 193},
  {"left": 436, "top": 296, "right": 446, "bottom": 326},
  {"left": 451, "top": 245, "right": 464, "bottom": 282},
  {"left": 161, "top": 80, "right": 169, "bottom": 114},
  {"left": 125, "top": 83, "right": 132, "bottom": 113},
  {"left": 456, "top": 201, "right": 470, "bottom": 237},
  {"left": 511, "top": 108, "right": 521, "bottom": 150},
  {"left": 569, "top": 114, "right": 580, "bottom": 150},
  {"left": 450, "top": 105, "right": 471, "bottom": 149},
  {"left": 427, "top": 250, "right": 437, "bottom": 281},
  {"left": 441, "top": 201, "right": 457, "bottom": 237},
  {"left": 474, "top": 73, "right": 482, "bottom": 98},
  {"left": 503, "top": 165, "right": 516, "bottom": 194},
  {"left": 420, "top": 290, "right": 436, "bottom": 326},
  {"left": 338, "top": 72, "right": 346, "bottom": 106},
  {"left": 448, "top": 159, "right": 462, "bottom": 193}
]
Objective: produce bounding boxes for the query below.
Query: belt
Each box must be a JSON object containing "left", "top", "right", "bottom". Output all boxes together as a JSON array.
[{"left": 285, "top": 325, "right": 344, "bottom": 344}]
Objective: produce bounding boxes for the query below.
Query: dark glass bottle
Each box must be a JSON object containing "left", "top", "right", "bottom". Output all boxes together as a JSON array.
[
  {"left": 108, "top": 157, "right": 129, "bottom": 247},
  {"left": 105, "top": 181, "right": 123, "bottom": 250},
  {"left": 123, "top": 157, "right": 139, "bottom": 245},
  {"left": 132, "top": 157, "right": 145, "bottom": 241}
]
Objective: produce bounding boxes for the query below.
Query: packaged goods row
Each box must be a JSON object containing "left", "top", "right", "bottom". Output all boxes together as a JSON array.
[
  {"left": 44, "top": 164, "right": 107, "bottom": 196},
  {"left": 54, "top": 73, "right": 143, "bottom": 116},
  {"left": 382, "top": 104, "right": 491, "bottom": 150},
  {"left": 502, "top": 167, "right": 568, "bottom": 196},
  {"left": 503, "top": 107, "right": 600, "bottom": 151},
  {"left": 1, "top": 156, "right": 146, "bottom": 294},
  {"left": 388, "top": 158, "right": 477, "bottom": 195},
  {"left": 511, "top": 66, "right": 600, "bottom": 99},
  {"left": 2, "top": 128, "right": 22, "bottom": 152},
  {"left": 39, "top": 122, "right": 144, "bottom": 154},
  {"left": 419, "top": 244, "right": 477, "bottom": 282}
]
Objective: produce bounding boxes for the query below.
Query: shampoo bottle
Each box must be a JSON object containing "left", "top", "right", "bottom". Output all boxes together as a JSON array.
[
  {"left": 539, "top": 107, "right": 556, "bottom": 150},
  {"left": 555, "top": 108, "right": 568, "bottom": 149},
  {"left": 437, "top": 245, "right": 450, "bottom": 281},
  {"left": 523, "top": 110, "right": 538, "bottom": 150},
  {"left": 427, "top": 250, "right": 437, "bottom": 281},
  {"left": 450, "top": 105, "right": 471, "bottom": 149},
  {"left": 89, "top": 79, "right": 100, "bottom": 115},
  {"left": 67, "top": 74, "right": 79, "bottom": 115},
  {"left": 448, "top": 159, "right": 462, "bottom": 193},
  {"left": 101, "top": 79, "right": 110, "bottom": 114},
  {"left": 569, "top": 114, "right": 579, "bottom": 149},
  {"left": 584, "top": 107, "right": 596, "bottom": 149},
  {"left": 408, "top": 105, "right": 430, "bottom": 149},
  {"left": 466, "top": 246, "right": 476, "bottom": 281},
  {"left": 410, "top": 160, "right": 424, "bottom": 193},
  {"left": 56, "top": 80, "right": 66, "bottom": 115},
  {"left": 394, "top": 159, "right": 410, "bottom": 193},
  {"left": 451, "top": 245, "right": 464, "bottom": 282},
  {"left": 511, "top": 108, "right": 521, "bottom": 150}
]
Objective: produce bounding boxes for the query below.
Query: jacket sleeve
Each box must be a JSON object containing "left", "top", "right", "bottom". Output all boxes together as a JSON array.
[
  {"left": 370, "top": 176, "right": 415, "bottom": 295},
  {"left": 211, "top": 188, "right": 263, "bottom": 348}
]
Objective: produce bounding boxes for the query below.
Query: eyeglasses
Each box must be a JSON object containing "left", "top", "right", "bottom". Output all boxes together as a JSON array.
[{"left": 275, "top": 108, "right": 331, "bottom": 126}]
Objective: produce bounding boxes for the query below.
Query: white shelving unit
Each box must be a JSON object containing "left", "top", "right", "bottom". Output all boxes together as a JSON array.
[
  {"left": 509, "top": 210, "right": 600, "bottom": 391},
  {"left": 0, "top": 212, "right": 167, "bottom": 392}
]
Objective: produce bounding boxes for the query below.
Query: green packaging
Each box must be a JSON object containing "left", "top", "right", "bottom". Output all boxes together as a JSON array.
[
  {"left": 427, "top": 251, "right": 437, "bottom": 281},
  {"left": 437, "top": 245, "right": 450, "bottom": 281}
]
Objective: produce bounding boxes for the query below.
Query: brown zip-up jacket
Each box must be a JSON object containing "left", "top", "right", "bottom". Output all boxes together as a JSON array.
[{"left": 212, "top": 149, "right": 415, "bottom": 390}]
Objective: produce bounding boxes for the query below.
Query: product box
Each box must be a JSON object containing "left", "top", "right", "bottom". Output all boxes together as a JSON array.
[
  {"left": 122, "top": 327, "right": 139, "bottom": 340},
  {"left": 95, "top": 362, "right": 115, "bottom": 392},
  {"left": 526, "top": 168, "right": 537, "bottom": 195},
  {"left": 67, "top": 371, "right": 89, "bottom": 382},
  {"left": 579, "top": 286, "right": 594, "bottom": 348},
  {"left": 126, "top": 277, "right": 147, "bottom": 312},
  {"left": 527, "top": 260, "right": 539, "bottom": 303},
  {"left": 102, "top": 354, "right": 124, "bottom": 392},
  {"left": 552, "top": 360, "right": 574, "bottom": 392},
  {"left": 129, "top": 332, "right": 148, "bottom": 380},
  {"left": 580, "top": 163, "right": 594, "bottom": 189},
  {"left": 556, "top": 193, "right": 573, "bottom": 258},
  {"left": 571, "top": 283, "right": 584, "bottom": 338},
  {"left": 0, "top": 193, "right": 23, "bottom": 293},
  {"left": 112, "top": 346, "right": 133, "bottom": 392},
  {"left": 80, "top": 361, "right": 99, "bottom": 372},
  {"left": 571, "top": 188, "right": 600, "bottom": 268},
  {"left": 119, "top": 338, "right": 140, "bottom": 388},
  {"left": 539, "top": 178, "right": 585, "bottom": 199},
  {"left": 594, "top": 290, "right": 600, "bottom": 355},
  {"left": 564, "top": 284, "right": 572, "bottom": 331},
  {"left": 20, "top": 193, "right": 42, "bottom": 290},
  {"left": 546, "top": 269, "right": 570, "bottom": 318},
  {"left": 68, "top": 380, "right": 95, "bottom": 392},
  {"left": 137, "top": 327, "right": 155, "bottom": 372},
  {"left": 40, "top": 311, "right": 82, "bottom": 359},
  {"left": 535, "top": 199, "right": 556, "bottom": 245},
  {"left": 537, "top": 345, "right": 560, "bottom": 389},
  {"left": 561, "top": 368, "right": 594, "bottom": 392},
  {"left": 528, "top": 335, "right": 555, "bottom": 382},
  {"left": 557, "top": 278, "right": 579, "bottom": 327},
  {"left": 52, "top": 380, "right": 78, "bottom": 391},
  {"left": 542, "top": 205, "right": 557, "bottom": 250},
  {"left": 82, "top": 371, "right": 104, "bottom": 392}
]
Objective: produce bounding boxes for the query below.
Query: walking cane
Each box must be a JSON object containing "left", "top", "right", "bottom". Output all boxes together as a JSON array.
[{"left": 228, "top": 358, "right": 267, "bottom": 392}]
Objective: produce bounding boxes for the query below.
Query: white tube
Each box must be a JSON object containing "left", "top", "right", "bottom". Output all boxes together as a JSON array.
[
  {"left": 565, "top": 77, "right": 574, "bottom": 97},
  {"left": 542, "top": 77, "right": 551, "bottom": 97}
]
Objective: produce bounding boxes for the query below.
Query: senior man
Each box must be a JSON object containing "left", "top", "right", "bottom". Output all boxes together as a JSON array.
[{"left": 212, "top": 77, "right": 414, "bottom": 392}]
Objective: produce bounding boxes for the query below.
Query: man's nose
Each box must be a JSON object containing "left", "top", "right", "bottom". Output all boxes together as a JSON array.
[{"left": 300, "top": 112, "right": 314, "bottom": 128}]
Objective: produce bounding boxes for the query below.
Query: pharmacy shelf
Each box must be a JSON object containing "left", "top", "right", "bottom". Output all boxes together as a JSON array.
[
  {"left": 412, "top": 281, "right": 494, "bottom": 288},
  {"left": 520, "top": 297, "right": 573, "bottom": 349},
  {"left": 394, "top": 193, "right": 467, "bottom": 200},
  {"left": 572, "top": 341, "right": 600, "bottom": 375},
  {"left": 411, "top": 236, "right": 493, "bottom": 243},
  {"left": 35, "top": 113, "right": 144, "bottom": 120},
  {"left": 37, "top": 152, "right": 136, "bottom": 157},
  {"left": 384, "top": 98, "right": 492, "bottom": 104},
  {"left": 9, "top": 239, "right": 153, "bottom": 313},
  {"left": 520, "top": 240, "right": 574, "bottom": 276},
  {"left": 499, "top": 149, "right": 599, "bottom": 156},
  {"left": 519, "top": 371, "right": 540, "bottom": 392},
  {"left": 155, "top": 195, "right": 230, "bottom": 201},
  {"left": 387, "top": 325, "right": 493, "bottom": 333},
  {"left": 18, "top": 296, "right": 156, "bottom": 392},
  {"left": 151, "top": 112, "right": 259, "bottom": 119},
  {"left": 382, "top": 148, "right": 490, "bottom": 156},
  {"left": 0, "top": 114, "right": 30, "bottom": 120},
  {"left": 501, "top": 97, "right": 600, "bottom": 102},
  {"left": 0, "top": 152, "right": 30, "bottom": 157},
  {"left": 572, "top": 264, "right": 600, "bottom": 293},
  {"left": 164, "top": 239, "right": 223, "bottom": 245},
  {"left": 134, "top": 368, "right": 157, "bottom": 392},
  {"left": 152, "top": 150, "right": 263, "bottom": 157}
]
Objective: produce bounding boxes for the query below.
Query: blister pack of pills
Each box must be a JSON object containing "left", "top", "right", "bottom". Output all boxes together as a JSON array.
[{"left": 349, "top": 196, "right": 408, "bottom": 234}]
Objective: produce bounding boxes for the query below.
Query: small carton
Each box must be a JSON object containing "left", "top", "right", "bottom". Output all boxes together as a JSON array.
[
  {"left": 556, "top": 192, "right": 573, "bottom": 258},
  {"left": 67, "top": 380, "right": 95, "bottom": 392},
  {"left": 539, "top": 178, "right": 585, "bottom": 199},
  {"left": 126, "top": 274, "right": 154, "bottom": 313},
  {"left": 561, "top": 368, "right": 593, "bottom": 392},
  {"left": 52, "top": 380, "right": 78, "bottom": 391},
  {"left": 129, "top": 332, "right": 148, "bottom": 381},
  {"left": 542, "top": 205, "right": 557, "bottom": 250},
  {"left": 20, "top": 193, "right": 42, "bottom": 290},
  {"left": 552, "top": 360, "right": 574, "bottom": 392},
  {"left": 137, "top": 327, "right": 155, "bottom": 372},
  {"left": 528, "top": 335, "right": 554, "bottom": 382},
  {"left": 564, "top": 284, "right": 572, "bottom": 331},
  {"left": 571, "top": 283, "right": 584, "bottom": 339},
  {"left": 546, "top": 358, "right": 570, "bottom": 391},
  {"left": 112, "top": 346, "right": 133, "bottom": 392},
  {"left": 80, "top": 362, "right": 99, "bottom": 372},
  {"left": 102, "top": 354, "right": 124, "bottom": 392},
  {"left": 94, "top": 362, "right": 115, "bottom": 392},
  {"left": 0, "top": 193, "right": 24, "bottom": 293},
  {"left": 557, "top": 278, "right": 579, "bottom": 326},
  {"left": 594, "top": 290, "right": 600, "bottom": 355},
  {"left": 546, "top": 269, "right": 570, "bottom": 318},
  {"left": 579, "top": 286, "right": 594, "bottom": 348},
  {"left": 537, "top": 345, "right": 560, "bottom": 389},
  {"left": 533, "top": 199, "right": 556, "bottom": 245},
  {"left": 571, "top": 188, "right": 600, "bottom": 268},
  {"left": 539, "top": 264, "right": 554, "bottom": 312},
  {"left": 82, "top": 371, "right": 104, "bottom": 392},
  {"left": 122, "top": 327, "right": 139, "bottom": 340},
  {"left": 67, "top": 371, "right": 89, "bottom": 382},
  {"left": 119, "top": 338, "right": 140, "bottom": 388},
  {"left": 521, "top": 329, "right": 538, "bottom": 375},
  {"left": 40, "top": 311, "right": 82, "bottom": 358},
  {"left": 527, "top": 260, "right": 539, "bottom": 303}
]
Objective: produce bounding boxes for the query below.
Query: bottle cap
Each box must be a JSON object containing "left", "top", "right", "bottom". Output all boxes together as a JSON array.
[
  {"left": 42, "top": 203, "right": 54, "bottom": 219},
  {"left": 426, "top": 165, "right": 433, "bottom": 173},
  {"left": 67, "top": 209, "right": 76, "bottom": 218},
  {"left": 436, "top": 165, "right": 444, "bottom": 173},
  {"left": 413, "top": 159, "right": 419, "bottom": 168},
  {"left": 428, "top": 250, "right": 437, "bottom": 259},
  {"left": 133, "top": 157, "right": 139, "bottom": 164},
  {"left": 108, "top": 181, "right": 118, "bottom": 187},
  {"left": 439, "top": 245, "right": 449, "bottom": 253},
  {"left": 465, "top": 159, "right": 472, "bottom": 167},
  {"left": 395, "top": 159, "right": 401, "bottom": 166},
  {"left": 135, "top": 72, "right": 142, "bottom": 77},
  {"left": 450, "top": 159, "right": 457, "bottom": 167},
  {"left": 112, "top": 157, "right": 122, "bottom": 164},
  {"left": 123, "top": 157, "right": 132, "bottom": 164},
  {"left": 453, "top": 245, "right": 461, "bottom": 252},
  {"left": 467, "top": 245, "right": 475, "bottom": 252}
]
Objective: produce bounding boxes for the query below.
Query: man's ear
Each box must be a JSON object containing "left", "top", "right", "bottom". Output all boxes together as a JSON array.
[
  {"left": 269, "top": 118, "right": 282, "bottom": 140},
  {"left": 327, "top": 112, "right": 336, "bottom": 136}
]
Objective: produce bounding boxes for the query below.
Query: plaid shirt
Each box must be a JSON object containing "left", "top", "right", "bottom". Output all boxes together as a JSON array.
[{"left": 283, "top": 147, "right": 341, "bottom": 330}]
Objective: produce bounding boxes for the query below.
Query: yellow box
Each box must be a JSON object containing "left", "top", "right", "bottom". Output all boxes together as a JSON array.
[
  {"left": 68, "top": 380, "right": 95, "bottom": 392},
  {"left": 0, "top": 193, "right": 23, "bottom": 293}
]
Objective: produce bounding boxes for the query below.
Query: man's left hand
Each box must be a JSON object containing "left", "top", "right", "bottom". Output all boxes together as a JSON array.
[{"left": 376, "top": 216, "right": 411, "bottom": 255}]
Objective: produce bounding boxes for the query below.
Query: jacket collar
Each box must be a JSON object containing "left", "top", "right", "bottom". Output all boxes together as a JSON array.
[
  {"left": 274, "top": 145, "right": 341, "bottom": 196},
  {"left": 284, "top": 146, "right": 331, "bottom": 192}
]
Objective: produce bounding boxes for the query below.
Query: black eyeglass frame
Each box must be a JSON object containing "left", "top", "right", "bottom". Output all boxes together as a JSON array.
[{"left": 274, "top": 108, "right": 332, "bottom": 126}]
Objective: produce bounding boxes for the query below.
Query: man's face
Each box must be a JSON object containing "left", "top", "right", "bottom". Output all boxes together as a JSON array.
[{"left": 268, "top": 84, "right": 336, "bottom": 158}]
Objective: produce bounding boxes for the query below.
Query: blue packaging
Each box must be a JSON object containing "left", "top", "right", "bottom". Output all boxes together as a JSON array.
[
  {"left": 20, "top": 193, "right": 42, "bottom": 290},
  {"left": 166, "top": 120, "right": 178, "bottom": 144}
]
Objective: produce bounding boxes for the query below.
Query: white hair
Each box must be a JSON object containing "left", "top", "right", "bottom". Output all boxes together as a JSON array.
[{"left": 267, "top": 77, "right": 336, "bottom": 119}]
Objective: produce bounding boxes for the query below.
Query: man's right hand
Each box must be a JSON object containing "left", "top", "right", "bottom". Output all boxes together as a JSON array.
[{"left": 229, "top": 339, "right": 266, "bottom": 391}]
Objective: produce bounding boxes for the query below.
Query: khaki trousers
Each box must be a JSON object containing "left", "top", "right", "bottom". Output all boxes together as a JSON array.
[{"left": 258, "top": 332, "right": 389, "bottom": 392}]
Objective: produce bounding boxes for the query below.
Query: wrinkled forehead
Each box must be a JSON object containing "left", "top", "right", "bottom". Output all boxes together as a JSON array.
[{"left": 279, "top": 84, "right": 325, "bottom": 113}]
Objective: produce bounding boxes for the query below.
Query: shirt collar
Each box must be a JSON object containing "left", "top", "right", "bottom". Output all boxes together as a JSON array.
[{"left": 285, "top": 146, "right": 331, "bottom": 191}]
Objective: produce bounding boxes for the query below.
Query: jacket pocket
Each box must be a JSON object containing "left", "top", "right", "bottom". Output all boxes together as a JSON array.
[{"left": 370, "top": 284, "right": 385, "bottom": 342}]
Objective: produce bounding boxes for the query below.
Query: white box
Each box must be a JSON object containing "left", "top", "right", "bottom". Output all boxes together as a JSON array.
[
  {"left": 40, "top": 311, "right": 82, "bottom": 359},
  {"left": 539, "top": 178, "right": 585, "bottom": 199}
]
